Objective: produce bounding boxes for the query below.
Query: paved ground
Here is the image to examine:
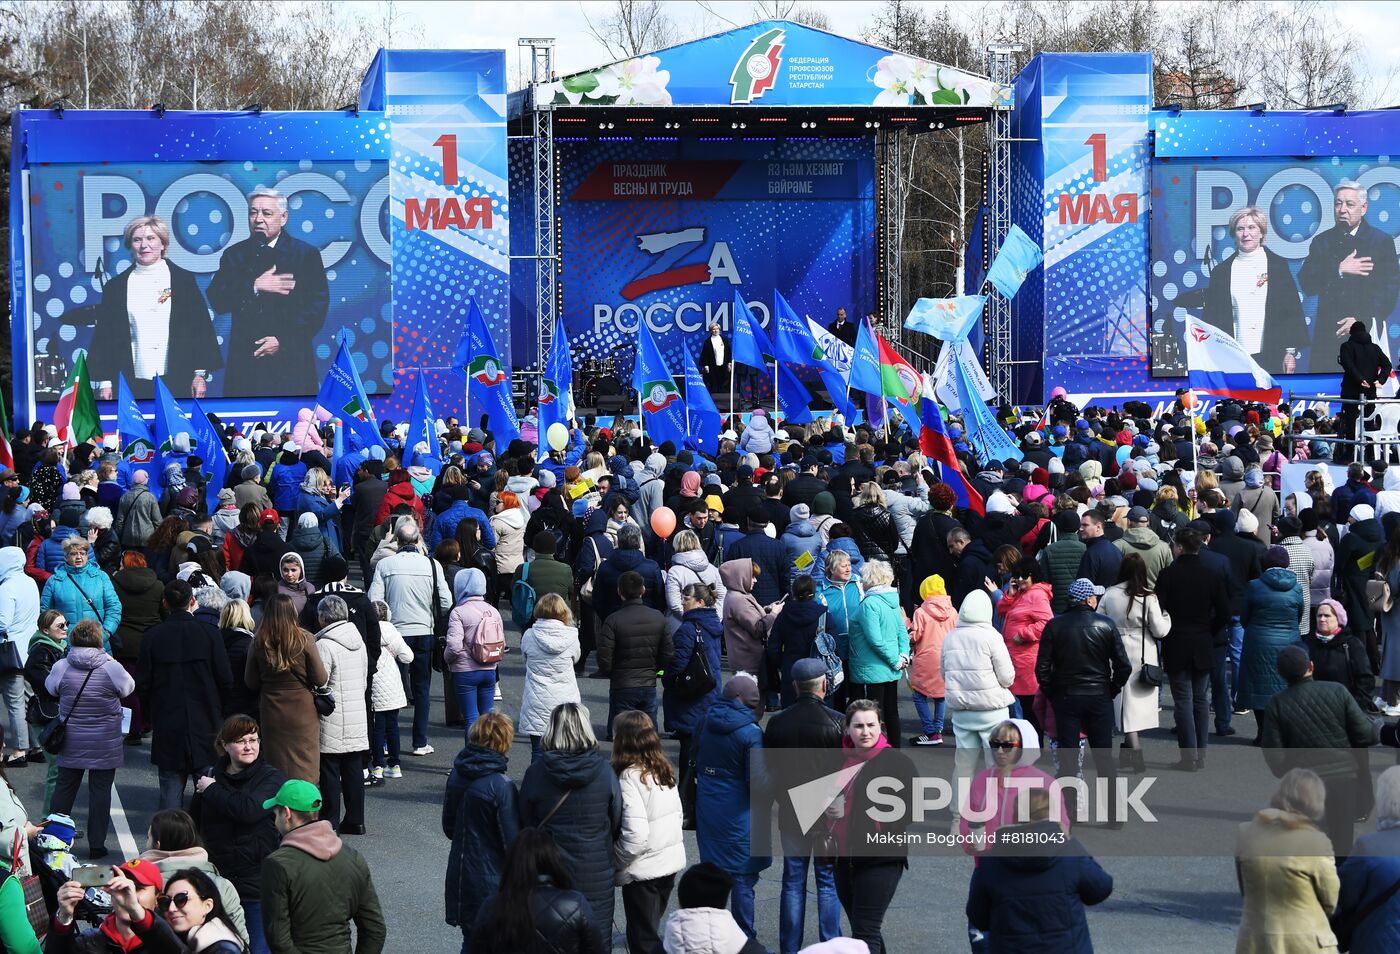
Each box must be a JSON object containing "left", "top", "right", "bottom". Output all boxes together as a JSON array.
[{"left": 17, "top": 618, "right": 1353, "bottom": 953}]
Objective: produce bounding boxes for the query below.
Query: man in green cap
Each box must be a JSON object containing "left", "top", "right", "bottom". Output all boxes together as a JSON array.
[{"left": 259, "top": 780, "right": 386, "bottom": 953}]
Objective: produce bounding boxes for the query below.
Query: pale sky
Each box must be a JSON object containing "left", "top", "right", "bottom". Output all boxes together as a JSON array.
[{"left": 364, "top": 0, "right": 1400, "bottom": 106}]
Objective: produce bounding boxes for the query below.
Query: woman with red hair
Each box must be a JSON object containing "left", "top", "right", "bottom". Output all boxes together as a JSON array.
[{"left": 489, "top": 491, "right": 528, "bottom": 605}]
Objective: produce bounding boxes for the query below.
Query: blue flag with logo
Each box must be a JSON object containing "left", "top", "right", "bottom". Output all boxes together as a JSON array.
[
  {"left": 455, "top": 297, "right": 521, "bottom": 445},
  {"left": 151, "top": 376, "right": 190, "bottom": 477},
  {"left": 984, "top": 224, "right": 1043, "bottom": 300},
  {"left": 773, "top": 290, "right": 854, "bottom": 420},
  {"left": 731, "top": 291, "right": 774, "bottom": 371},
  {"left": 849, "top": 316, "right": 883, "bottom": 395},
  {"left": 116, "top": 373, "right": 155, "bottom": 467},
  {"left": 953, "top": 356, "right": 1023, "bottom": 464},
  {"left": 188, "top": 398, "right": 228, "bottom": 515},
  {"left": 407, "top": 369, "right": 442, "bottom": 467},
  {"left": 680, "top": 342, "right": 721, "bottom": 456},
  {"left": 539, "top": 316, "right": 575, "bottom": 455},
  {"left": 775, "top": 361, "right": 814, "bottom": 425},
  {"left": 314, "top": 340, "right": 387, "bottom": 451},
  {"left": 904, "top": 295, "right": 987, "bottom": 342},
  {"left": 632, "top": 323, "right": 688, "bottom": 451}
]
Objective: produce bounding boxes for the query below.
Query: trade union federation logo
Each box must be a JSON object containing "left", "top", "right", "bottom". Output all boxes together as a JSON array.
[
  {"left": 730, "top": 27, "right": 785, "bottom": 104},
  {"left": 341, "top": 395, "right": 371, "bottom": 423},
  {"left": 539, "top": 377, "right": 561, "bottom": 406},
  {"left": 469, "top": 355, "right": 508, "bottom": 387},
  {"left": 640, "top": 378, "right": 681, "bottom": 413},
  {"left": 1190, "top": 326, "right": 1212, "bottom": 344}
]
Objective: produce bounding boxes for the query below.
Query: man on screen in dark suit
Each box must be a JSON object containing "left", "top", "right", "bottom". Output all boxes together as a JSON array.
[
  {"left": 1297, "top": 180, "right": 1400, "bottom": 371},
  {"left": 826, "top": 306, "right": 857, "bottom": 347},
  {"left": 206, "top": 186, "right": 329, "bottom": 396}
]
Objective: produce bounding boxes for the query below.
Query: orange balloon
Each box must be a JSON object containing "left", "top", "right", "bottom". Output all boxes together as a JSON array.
[
  {"left": 650, "top": 506, "right": 676, "bottom": 538},
  {"left": 1182, "top": 391, "right": 1198, "bottom": 410}
]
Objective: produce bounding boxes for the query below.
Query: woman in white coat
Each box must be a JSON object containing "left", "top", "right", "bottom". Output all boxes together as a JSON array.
[
  {"left": 940, "top": 589, "right": 1015, "bottom": 750},
  {"left": 664, "top": 530, "right": 726, "bottom": 625},
  {"left": 312, "top": 595, "right": 370, "bottom": 835},
  {"left": 611, "top": 709, "right": 686, "bottom": 954},
  {"left": 489, "top": 491, "right": 528, "bottom": 603},
  {"left": 368, "top": 600, "right": 414, "bottom": 781},
  {"left": 1099, "top": 553, "right": 1169, "bottom": 775},
  {"left": 517, "top": 594, "right": 581, "bottom": 762}
]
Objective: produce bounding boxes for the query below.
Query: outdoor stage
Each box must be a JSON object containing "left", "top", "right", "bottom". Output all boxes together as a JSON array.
[{"left": 10, "top": 22, "right": 1400, "bottom": 431}]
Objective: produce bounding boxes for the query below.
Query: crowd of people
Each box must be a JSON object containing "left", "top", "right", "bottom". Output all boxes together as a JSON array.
[{"left": 0, "top": 389, "right": 1396, "bottom": 952}]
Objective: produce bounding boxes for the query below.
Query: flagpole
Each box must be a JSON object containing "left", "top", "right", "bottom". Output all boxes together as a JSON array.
[
  {"left": 773, "top": 361, "right": 779, "bottom": 423},
  {"left": 729, "top": 358, "right": 736, "bottom": 423}
]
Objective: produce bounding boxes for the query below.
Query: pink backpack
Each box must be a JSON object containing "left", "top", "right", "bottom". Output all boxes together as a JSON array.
[{"left": 468, "top": 611, "right": 505, "bottom": 664}]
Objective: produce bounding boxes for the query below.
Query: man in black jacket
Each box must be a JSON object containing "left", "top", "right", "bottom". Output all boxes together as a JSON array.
[
  {"left": 598, "top": 571, "right": 673, "bottom": 741},
  {"left": 1206, "top": 510, "right": 1260, "bottom": 736},
  {"left": 137, "top": 580, "right": 234, "bottom": 811},
  {"left": 782, "top": 458, "right": 828, "bottom": 508},
  {"left": 1035, "top": 578, "right": 1131, "bottom": 824},
  {"left": 1156, "top": 528, "right": 1232, "bottom": 770},
  {"left": 947, "top": 526, "right": 994, "bottom": 608},
  {"left": 762, "top": 657, "right": 843, "bottom": 953},
  {"left": 206, "top": 186, "right": 330, "bottom": 397},
  {"left": 1335, "top": 322, "right": 1393, "bottom": 461},
  {"left": 728, "top": 512, "right": 790, "bottom": 606}
]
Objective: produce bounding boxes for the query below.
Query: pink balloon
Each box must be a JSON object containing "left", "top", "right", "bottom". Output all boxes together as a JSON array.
[{"left": 650, "top": 506, "right": 676, "bottom": 538}]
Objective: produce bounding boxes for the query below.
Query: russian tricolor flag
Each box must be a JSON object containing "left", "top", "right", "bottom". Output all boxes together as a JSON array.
[
  {"left": 1184, "top": 315, "right": 1281, "bottom": 403},
  {"left": 918, "top": 374, "right": 985, "bottom": 515}
]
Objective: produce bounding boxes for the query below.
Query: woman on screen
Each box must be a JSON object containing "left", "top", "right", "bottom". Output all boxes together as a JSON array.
[
  {"left": 88, "top": 214, "right": 223, "bottom": 400},
  {"left": 1202, "top": 206, "right": 1308, "bottom": 374}
]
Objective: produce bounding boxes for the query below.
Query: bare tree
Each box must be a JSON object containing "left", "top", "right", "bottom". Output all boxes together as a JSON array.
[
  {"left": 583, "top": 0, "right": 679, "bottom": 60},
  {"left": 750, "top": 1, "right": 831, "bottom": 30}
]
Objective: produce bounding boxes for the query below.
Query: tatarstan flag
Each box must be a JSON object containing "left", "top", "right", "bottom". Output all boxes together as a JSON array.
[{"left": 54, "top": 352, "right": 102, "bottom": 448}]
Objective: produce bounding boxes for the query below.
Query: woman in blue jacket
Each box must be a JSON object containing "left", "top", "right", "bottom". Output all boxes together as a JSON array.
[
  {"left": 847, "top": 560, "right": 910, "bottom": 749},
  {"left": 443, "top": 711, "right": 520, "bottom": 954},
  {"left": 1237, "top": 546, "right": 1306, "bottom": 734},
  {"left": 295, "top": 468, "right": 347, "bottom": 556},
  {"left": 694, "top": 672, "right": 770, "bottom": 941},
  {"left": 662, "top": 581, "right": 724, "bottom": 830},
  {"left": 41, "top": 536, "right": 121, "bottom": 653}
]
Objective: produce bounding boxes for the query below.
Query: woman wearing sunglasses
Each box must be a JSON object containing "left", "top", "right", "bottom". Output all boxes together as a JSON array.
[{"left": 160, "top": 867, "right": 247, "bottom": 952}]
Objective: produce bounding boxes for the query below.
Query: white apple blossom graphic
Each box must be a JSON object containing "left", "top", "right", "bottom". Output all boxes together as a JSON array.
[
  {"left": 870, "top": 53, "right": 998, "bottom": 106},
  {"left": 872, "top": 53, "right": 919, "bottom": 106},
  {"left": 585, "top": 56, "right": 673, "bottom": 106}
]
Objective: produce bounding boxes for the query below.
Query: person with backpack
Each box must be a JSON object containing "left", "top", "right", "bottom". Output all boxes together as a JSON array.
[
  {"left": 444, "top": 568, "right": 504, "bottom": 737},
  {"left": 662, "top": 582, "right": 724, "bottom": 832},
  {"left": 510, "top": 532, "right": 571, "bottom": 632},
  {"left": 765, "top": 575, "right": 834, "bottom": 709}
]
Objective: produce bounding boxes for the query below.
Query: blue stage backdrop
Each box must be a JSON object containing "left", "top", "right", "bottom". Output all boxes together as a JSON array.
[
  {"left": 362, "top": 49, "right": 510, "bottom": 427},
  {"left": 1012, "top": 52, "right": 1152, "bottom": 401},
  {"left": 9, "top": 50, "right": 508, "bottom": 432},
  {"left": 533, "top": 138, "right": 876, "bottom": 391},
  {"left": 1150, "top": 109, "right": 1400, "bottom": 398}
]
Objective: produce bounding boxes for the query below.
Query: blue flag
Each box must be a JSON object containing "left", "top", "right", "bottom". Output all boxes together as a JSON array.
[
  {"left": 849, "top": 316, "right": 883, "bottom": 395},
  {"left": 775, "top": 362, "right": 814, "bottom": 425},
  {"left": 455, "top": 297, "right": 521, "bottom": 445},
  {"left": 680, "top": 342, "right": 721, "bottom": 456},
  {"left": 115, "top": 373, "right": 155, "bottom": 466},
  {"left": 731, "top": 291, "right": 774, "bottom": 371},
  {"left": 539, "top": 317, "right": 574, "bottom": 454},
  {"left": 985, "top": 224, "right": 1044, "bottom": 300},
  {"left": 314, "top": 340, "right": 387, "bottom": 451},
  {"left": 151, "top": 376, "right": 190, "bottom": 477},
  {"left": 773, "top": 290, "right": 853, "bottom": 419},
  {"left": 407, "top": 370, "right": 442, "bottom": 466},
  {"left": 188, "top": 398, "right": 228, "bottom": 515},
  {"left": 632, "top": 323, "right": 688, "bottom": 451},
  {"left": 953, "top": 356, "right": 1023, "bottom": 465},
  {"left": 904, "top": 295, "right": 987, "bottom": 342}
]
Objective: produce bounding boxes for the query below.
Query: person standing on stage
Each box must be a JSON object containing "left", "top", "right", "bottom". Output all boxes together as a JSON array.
[
  {"left": 206, "top": 186, "right": 329, "bottom": 397},
  {"left": 700, "top": 323, "right": 730, "bottom": 396},
  {"left": 1298, "top": 180, "right": 1400, "bottom": 372},
  {"left": 827, "top": 307, "right": 857, "bottom": 347}
]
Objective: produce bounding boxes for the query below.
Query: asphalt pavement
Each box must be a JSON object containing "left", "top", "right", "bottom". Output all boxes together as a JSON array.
[{"left": 9, "top": 616, "right": 1296, "bottom": 953}]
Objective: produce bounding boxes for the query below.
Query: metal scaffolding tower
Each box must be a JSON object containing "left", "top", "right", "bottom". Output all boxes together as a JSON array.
[
  {"left": 878, "top": 128, "right": 904, "bottom": 342},
  {"left": 521, "top": 38, "right": 557, "bottom": 383},
  {"left": 984, "top": 45, "right": 1020, "bottom": 402}
]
